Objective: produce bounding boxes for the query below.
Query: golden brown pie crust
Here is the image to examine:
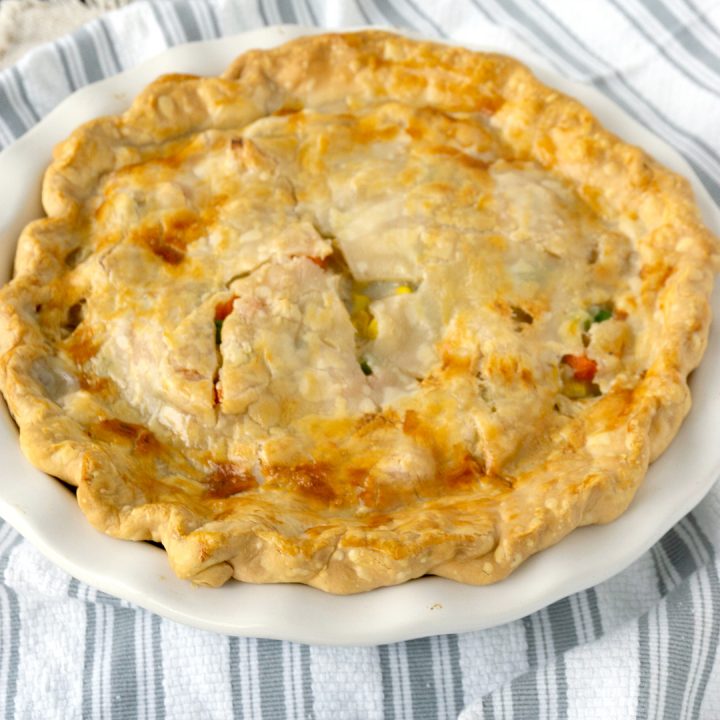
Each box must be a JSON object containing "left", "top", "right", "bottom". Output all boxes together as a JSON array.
[{"left": 0, "top": 31, "right": 717, "bottom": 592}]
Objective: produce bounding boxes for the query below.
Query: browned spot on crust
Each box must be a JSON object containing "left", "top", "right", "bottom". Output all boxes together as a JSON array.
[
  {"left": 154, "top": 244, "right": 185, "bottom": 264},
  {"left": 132, "top": 209, "right": 212, "bottom": 265},
  {"left": 205, "top": 463, "right": 257, "bottom": 498},
  {"left": 581, "top": 184, "right": 603, "bottom": 213},
  {"left": 135, "top": 429, "right": 160, "bottom": 454},
  {"left": 402, "top": 408, "right": 421, "bottom": 434},
  {"left": 164, "top": 210, "right": 206, "bottom": 243},
  {"left": 154, "top": 72, "right": 199, "bottom": 84},
  {"left": 272, "top": 102, "right": 304, "bottom": 116},
  {"left": 354, "top": 412, "right": 393, "bottom": 437},
  {"left": 535, "top": 134, "right": 556, "bottom": 164},
  {"left": 267, "top": 463, "right": 336, "bottom": 503},
  {"left": 65, "top": 326, "right": 99, "bottom": 364},
  {"left": 347, "top": 466, "right": 369, "bottom": 487},
  {"left": 93, "top": 419, "right": 160, "bottom": 454},
  {"left": 139, "top": 223, "right": 185, "bottom": 264},
  {"left": 440, "top": 353, "right": 473, "bottom": 375},
  {"left": 445, "top": 455, "right": 486, "bottom": 491},
  {"left": 292, "top": 464, "right": 336, "bottom": 503},
  {"left": 640, "top": 262, "right": 673, "bottom": 292},
  {"left": 78, "top": 372, "right": 111, "bottom": 394},
  {"left": 405, "top": 123, "right": 424, "bottom": 141},
  {"left": 475, "top": 94, "right": 504, "bottom": 115},
  {"left": 100, "top": 418, "right": 138, "bottom": 439},
  {"left": 365, "top": 513, "right": 393, "bottom": 528},
  {"left": 446, "top": 456, "right": 514, "bottom": 496},
  {"left": 350, "top": 120, "right": 401, "bottom": 145}
]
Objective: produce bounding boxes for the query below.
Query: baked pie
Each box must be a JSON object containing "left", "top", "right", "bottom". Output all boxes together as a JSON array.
[{"left": 0, "top": 31, "right": 716, "bottom": 592}]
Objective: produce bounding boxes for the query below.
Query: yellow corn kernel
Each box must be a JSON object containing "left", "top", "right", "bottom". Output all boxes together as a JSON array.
[
  {"left": 562, "top": 380, "right": 589, "bottom": 399},
  {"left": 394, "top": 285, "right": 412, "bottom": 295},
  {"left": 352, "top": 309, "right": 370, "bottom": 335},
  {"left": 367, "top": 317, "right": 378, "bottom": 339},
  {"left": 352, "top": 293, "right": 370, "bottom": 312}
]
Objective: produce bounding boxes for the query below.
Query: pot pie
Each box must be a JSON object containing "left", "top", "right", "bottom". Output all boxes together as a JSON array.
[{"left": 0, "top": 32, "right": 716, "bottom": 593}]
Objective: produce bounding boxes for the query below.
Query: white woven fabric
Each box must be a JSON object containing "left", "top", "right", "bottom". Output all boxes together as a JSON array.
[
  {"left": 0, "top": 0, "right": 133, "bottom": 69},
  {"left": 0, "top": 1, "right": 719, "bottom": 718}
]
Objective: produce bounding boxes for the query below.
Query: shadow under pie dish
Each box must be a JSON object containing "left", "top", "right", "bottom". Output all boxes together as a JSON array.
[{"left": 0, "top": 31, "right": 716, "bottom": 594}]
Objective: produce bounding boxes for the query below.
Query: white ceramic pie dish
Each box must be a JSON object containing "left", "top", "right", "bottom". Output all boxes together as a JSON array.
[{"left": 0, "top": 25, "right": 718, "bottom": 646}]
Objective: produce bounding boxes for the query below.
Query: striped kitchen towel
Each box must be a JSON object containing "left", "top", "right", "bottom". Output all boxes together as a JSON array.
[{"left": 1, "top": 1, "right": 720, "bottom": 718}]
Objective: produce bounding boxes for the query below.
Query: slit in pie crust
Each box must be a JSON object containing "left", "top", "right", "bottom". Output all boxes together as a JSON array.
[{"left": 0, "top": 31, "right": 717, "bottom": 592}]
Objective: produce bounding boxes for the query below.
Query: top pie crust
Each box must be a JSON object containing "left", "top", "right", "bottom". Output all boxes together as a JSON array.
[{"left": 0, "top": 31, "right": 716, "bottom": 592}]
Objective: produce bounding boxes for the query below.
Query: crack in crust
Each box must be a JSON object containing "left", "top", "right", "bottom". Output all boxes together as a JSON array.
[{"left": 0, "top": 31, "right": 717, "bottom": 593}]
